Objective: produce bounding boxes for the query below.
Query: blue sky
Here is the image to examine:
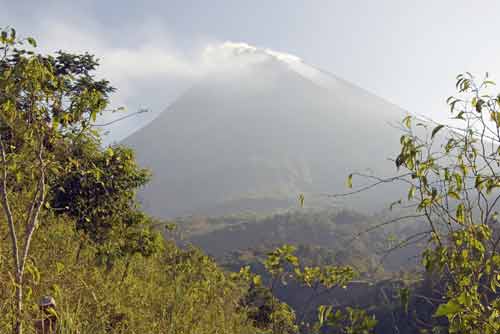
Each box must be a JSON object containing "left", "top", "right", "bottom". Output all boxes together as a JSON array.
[{"left": 2, "top": 0, "right": 500, "bottom": 141}]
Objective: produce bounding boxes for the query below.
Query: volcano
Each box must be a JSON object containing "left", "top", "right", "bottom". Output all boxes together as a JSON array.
[{"left": 123, "top": 43, "right": 407, "bottom": 218}]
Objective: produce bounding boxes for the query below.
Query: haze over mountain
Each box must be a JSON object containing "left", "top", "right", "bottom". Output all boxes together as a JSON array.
[{"left": 123, "top": 43, "right": 408, "bottom": 218}]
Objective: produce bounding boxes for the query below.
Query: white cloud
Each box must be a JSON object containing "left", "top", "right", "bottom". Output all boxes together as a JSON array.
[{"left": 26, "top": 21, "right": 312, "bottom": 142}]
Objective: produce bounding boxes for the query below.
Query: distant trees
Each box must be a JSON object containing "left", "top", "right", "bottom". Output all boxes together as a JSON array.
[{"left": 185, "top": 209, "right": 408, "bottom": 275}]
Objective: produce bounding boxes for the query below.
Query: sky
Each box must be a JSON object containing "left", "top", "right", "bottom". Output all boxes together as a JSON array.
[{"left": 2, "top": 0, "right": 499, "bottom": 142}]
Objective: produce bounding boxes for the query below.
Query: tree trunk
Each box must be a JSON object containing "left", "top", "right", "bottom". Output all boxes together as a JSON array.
[
  {"left": 14, "top": 274, "right": 22, "bottom": 334},
  {"left": 0, "top": 139, "right": 23, "bottom": 334},
  {"left": 0, "top": 138, "right": 45, "bottom": 334}
]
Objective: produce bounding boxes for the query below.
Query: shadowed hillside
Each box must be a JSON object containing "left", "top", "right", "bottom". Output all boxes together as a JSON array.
[{"left": 176, "top": 209, "right": 426, "bottom": 274}]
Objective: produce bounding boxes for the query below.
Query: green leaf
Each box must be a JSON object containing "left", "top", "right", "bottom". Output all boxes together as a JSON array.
[
  {"left": 456, "top": 203, "right": 465, "bottom": 224},
  {"left": 431, "top": 124, "right": 444, "bottom": 139},
  {"left": 0, "top": 30, "right": 7, "bottom": 42},
  {"left": 471, "top": 96, "right": 478, "bottom": 107},
  {"left": 475, "top": 175, "right": 484, "bottom": 190},
  {"left": 417, "top": 196, "right": 434, "bottom": 211},
  {"left": 434, "top": 300, "right": 462, "bottom": 318},
  {"left": 453, "top": 111, "right": 465, "bottom": 120},
  {"left": 298, "top": 193, "right": 305, "bottom": 208},
  {"left": 26, "top": 37, "right": 37, "bottom": 47},
  {"left": 408, "top": 185, "right": 416, "bottom": 200},
  {"left": 252, "top": 275, "right": 262, "bottom": 286},
  {"left": 317, "top": 305, "right": 332, "bottom": 326},
  {"left": 346, "top": 174, "right": 353, "bottom": 189},
  {"left": 403, "top": 115, "right": 411, "bottom": 129}
]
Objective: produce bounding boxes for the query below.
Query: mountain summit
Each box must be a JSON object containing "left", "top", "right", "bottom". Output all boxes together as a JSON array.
[{"left": 123, "top": 43, "right": 406, "bottom": 218}]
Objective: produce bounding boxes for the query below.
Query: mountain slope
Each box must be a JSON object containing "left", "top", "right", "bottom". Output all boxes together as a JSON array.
[{"left": 123, "top": 44, "right": 407, "bottom": 218}]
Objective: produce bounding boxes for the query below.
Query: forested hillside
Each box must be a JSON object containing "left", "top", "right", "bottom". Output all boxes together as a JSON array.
[{"left": 178, "top": 209, "right": 424, "bottom": 273}]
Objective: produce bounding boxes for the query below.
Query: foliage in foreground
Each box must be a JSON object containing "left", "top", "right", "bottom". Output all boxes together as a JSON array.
[
  {"left": 0, "top": 220, "right": 257, "bottom": 334},
  {"left": 0, "top": 26, "right": 166, "bottom": 333},
  {"left": 349, "top": 72, "right": 500, "bottom": 333}
]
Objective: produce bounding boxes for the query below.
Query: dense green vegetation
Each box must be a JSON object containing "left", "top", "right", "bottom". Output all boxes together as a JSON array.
[
  {"left": 0, "top": 220, "right": 257, "bottom": 333},
  {"left": 0, "top": 27, "right": 259, "bottom": 334},
  {"left": 2, "top": 26, "right": 500, "bottom": 334}
]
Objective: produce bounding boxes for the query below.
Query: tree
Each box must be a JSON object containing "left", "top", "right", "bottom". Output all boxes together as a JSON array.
[
  {"left": 237, "top": 244, "right": 374, "bottom": 334},
  {"left": 0, "top": 27, "right": 114, "bottom": 333},
  {"left": 49, "top": 134, "right": 157, "bottom": 266},
  {"left": 348, "top": 73, "right": 500, "bottom": 333}
]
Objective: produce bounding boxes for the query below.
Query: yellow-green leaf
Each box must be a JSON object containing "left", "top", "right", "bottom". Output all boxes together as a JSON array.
[
  {"left": 408, "top": 185, "right": 416, "bottom": 200},
  {"left": 347, "top": 174, "right": 353, "bottom": 189}
]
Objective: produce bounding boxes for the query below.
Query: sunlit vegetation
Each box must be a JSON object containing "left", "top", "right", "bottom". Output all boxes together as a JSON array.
[{"left": 2, "top": 26, "right": 500, "bottom": 334}]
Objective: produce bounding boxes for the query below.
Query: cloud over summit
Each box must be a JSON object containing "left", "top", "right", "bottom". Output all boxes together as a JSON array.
[{"left": 20, "top": 20, "right": 301, "bottom": 142}]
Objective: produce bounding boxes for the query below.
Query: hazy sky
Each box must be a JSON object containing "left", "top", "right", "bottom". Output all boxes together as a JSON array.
[{"left": 2, "top": 0, "right": 499, "bottom": 141}]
